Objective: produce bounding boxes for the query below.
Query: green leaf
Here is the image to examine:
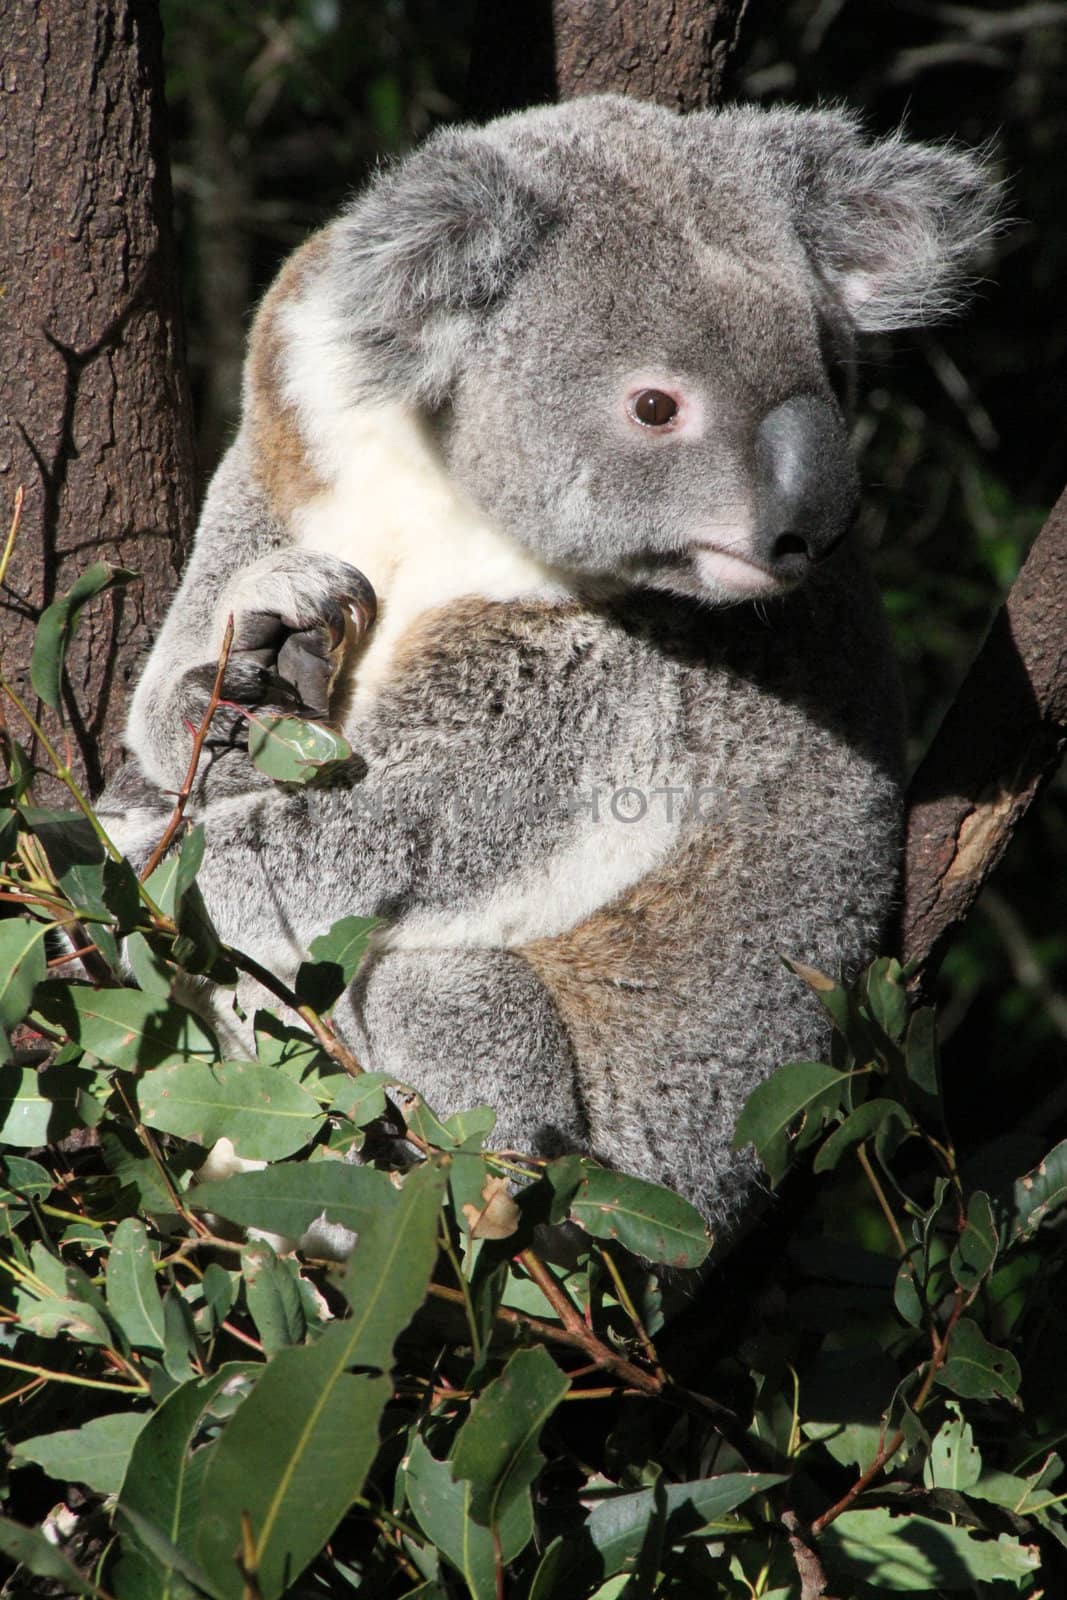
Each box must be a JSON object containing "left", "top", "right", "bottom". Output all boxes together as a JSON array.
[
  {"left": 864, "top": 956, "right": 909, "bottom": 1043},
  {"left": 404, "top": 1433, "right": 529, "bottom": 1600},
  {"left": 29, "top": 563, "right": 135, "bottom": 712},
  {"left": 819, "top": 1508, "right": 1040, "bottom": 1590},
  {"left": 732, "top": 1060, "right": 848, "bottom": 1186},
  {"left": 13, "top": 1242, "right": 114, "bottom": 1345},
  {"left": 936, "top": 1317, "right": 1021, "bottom": 1402},
  {"left": 19, "top": 809, "right": 123, "bottom": 973},
  {"left": 0, "top": 917, "right": 48, "bottom": 1029},
  {"left": 196, "top": 1161, "right": 445, "bottom": 1600},
  {"left": 800, "top": 1344, "right": 900, "bottom": 1473},
  {"left": 0, "top": 1154, "right": 52, "bottom": 1229},
  {"left": 242, "top": 1241, "right": 307, "bottom": 1355},
  {"left": 0, "top": 1514, "right": 109, "bottom": 1596},
  {"left": 813, "top": 1098, "right": 914, "bottom": 1174},
  {"left": 13, "top": 1411, "right": 151, "bottom": 1497},
  {"left": 34, "top": 981, "right": 218, "bottom": 1069},
  {"left": 451, "top": 1346, "right": 569, "bottom": 1556},
  {"left": 552, "top": 1474, "right": 786, "bottom": 1589},
  {"left": 106, "top": 1217, "right": 166, "bottom": 1353},
  {"left": 192, "top": 1159, "right": 402, "bottom": 1242},
  {"left": 903, "top": 1005, "right": 944, "bottom": 1125},
  {"left": 566, "top": 1161, "right": 712, "bottom": 1268},
  {"left": 138, "top": 1059, "right": 323, "bottom": 1160},
  {"left": 118, "top": 1367, "right": 253, "bottom": 1587},
  {"left": 248, "top": 714, "right": 353, "bottom": 785},
  {"left": 971, "top": 1455, "right": 1065, "bottom": 1516},
  {"left": 0, "top": 1060, "right": 102, "bottom": 1147},
  {"left": 924, "top": 1403, "right": 982, "bottom": 1491},
  {"left": 330, "top": 1070, "right": 392, "bottom": 1127},
  {"left": 950, "top": 1190, "right": 997, "bottom": 1290},
  {"left": 1003, "top": 1137, "right": 1067, "bottom": 1244},
  {"left": 296, "top": 914, "right": 379, "bottom": 1012}
]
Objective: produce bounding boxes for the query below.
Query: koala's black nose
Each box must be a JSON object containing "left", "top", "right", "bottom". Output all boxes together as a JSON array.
[{"left": 753, "top": 395, "right": 859, "bottom": 576}]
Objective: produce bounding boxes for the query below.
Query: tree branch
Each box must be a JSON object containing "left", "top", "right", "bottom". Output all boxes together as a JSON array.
[{"left": 902, "top": 485, "right": 1067, "bottom": 991}]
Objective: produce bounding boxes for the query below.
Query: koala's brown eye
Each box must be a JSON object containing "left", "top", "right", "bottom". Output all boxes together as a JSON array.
[{"left": 631, "top": 389, "right": 678, "bottom": 427}]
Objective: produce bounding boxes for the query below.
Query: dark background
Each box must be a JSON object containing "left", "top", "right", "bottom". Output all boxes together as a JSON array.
[{"left": 159, "top": 0, "right": 1067, "bottom": 1148}]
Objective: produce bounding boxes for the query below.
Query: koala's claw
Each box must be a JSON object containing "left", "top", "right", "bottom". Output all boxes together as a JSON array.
[{"left": 223, "top": 558, "right": 377, "bottom": 721}]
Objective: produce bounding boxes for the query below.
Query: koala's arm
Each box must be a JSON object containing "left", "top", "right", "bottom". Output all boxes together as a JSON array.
[{"left": 125, "top": 434, "right": 373, "bottom": 798}]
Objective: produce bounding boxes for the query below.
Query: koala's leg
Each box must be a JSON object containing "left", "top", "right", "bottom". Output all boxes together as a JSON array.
[{"left": 345, "top": 948, "right": 588, "bottom": 1158}]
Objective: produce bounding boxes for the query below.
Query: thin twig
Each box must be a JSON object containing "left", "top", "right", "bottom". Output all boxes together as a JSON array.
[
  {"left": 0, "top": 485, "right": 24, "bottom": 592},
  {"left": 810, "top": 1286, "right": 972, "bottom": 1535},
  {"left": 139, "top": 615, "right": 235, "bottom": 880}
]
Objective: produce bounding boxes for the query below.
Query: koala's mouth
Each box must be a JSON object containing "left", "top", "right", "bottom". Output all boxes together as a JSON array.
[{"left": 690, "top": 542, "right": 793, "bottom": 597}]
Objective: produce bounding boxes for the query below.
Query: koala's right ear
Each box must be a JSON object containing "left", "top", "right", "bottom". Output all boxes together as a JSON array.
[{"left": 329, "top": 130, "right": 554, "bottom": 402}]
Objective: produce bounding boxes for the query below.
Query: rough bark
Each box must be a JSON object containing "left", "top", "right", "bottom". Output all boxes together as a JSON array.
[
  {"left": 467, "top": 0, "right": 751, "bottom": 116},
  {"left": 0, "top": 0, "right": 196, "bottom": 796},
  {"left": 902, "top": 487, "right": 1067, "bottom": 991}
]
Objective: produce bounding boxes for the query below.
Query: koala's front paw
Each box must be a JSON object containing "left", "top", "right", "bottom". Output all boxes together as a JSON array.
[{"left": 219, "top": 550, "right": 377, "bottom": 720}]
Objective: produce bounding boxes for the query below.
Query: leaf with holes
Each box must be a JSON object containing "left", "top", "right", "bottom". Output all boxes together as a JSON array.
[{"left": 936, "top": 1318, "right": 1021, "bottom": 1403}]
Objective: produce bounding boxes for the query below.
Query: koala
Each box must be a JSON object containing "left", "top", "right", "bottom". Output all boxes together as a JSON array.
[{"left": 104, "top": 95, "right": 997, "bottom": 1233}]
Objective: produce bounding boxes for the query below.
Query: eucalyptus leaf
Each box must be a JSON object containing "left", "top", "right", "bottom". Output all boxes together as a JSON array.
[
  {"left": 196, "top": 1162, "right": 444, "bottom": 1600},
  {"left": 936, "top": 1318, "right": 1021, "bottom": 1402},
  {"left": 813, "top": 1098, "right": 914, "bottom": 1174},
  {"left": 106, "top": 1217, "right": 165, "bottom": 1353},
  {"left": 732, "top": 1060, "right": 848, "bottom": 1186},
  {"left": 950, "top": 1190, "right": 997, "bottom": 1290},
  {"left": 451, "top": 1345, "right": 569, "bottom": 1547},
  {"left": 13, "top": 1411, "right": 151, "bottom": 1497},
  {"left": 0, "top": 1514, "right": 108, "bottom": 1597},
  {"left": 924, "top": 1404, "right": 982, "bottom": 1491},
  {"left": 242, "top": 1240, "right": 307, "bottom": 1354},
  {"left": 118, "top": 1366, "right": 253, "bottom": 1595},
  {"left": 0, "top": 1153, "right": 52, "bottom": 1228},
  {"left": 29, "top": 563, "right": 135, "bottom": 712},
  {"left": 138, "top": 1059, "right": 323, "bottom": 1159},
  {"left": 0, "top": 917, "right": 48, "bottom": 1029},
  {"left": 0, "top": 1060, "right": 102, "bottom": 1147},
  {"left": 248, "top": 713, "right": 353, "bottom": 784},
  {"left": 192, "top": 1158, "right": 401, "bottom": 1242},
  {"left": 34, "top": 981, "right": 218, "bottom": 1069},
  {"left": 547, "top": 1473, "right": 786, "bottom": 1590},
  {"left": 296, "top": 913, "right": 379, "bottom": 1012},
  {"left": 819, "top": 1507, "right": 1039, "bottom": 1590},
  {"left": 567, "top": 1161, "right": 712, "bottom": 1268},
  {"left": 1003, "top": 1137, "right": 1067, "bottom": 1244},
  {"left": 404, "top": 1433, "right": 528, "bottom": 1600}
]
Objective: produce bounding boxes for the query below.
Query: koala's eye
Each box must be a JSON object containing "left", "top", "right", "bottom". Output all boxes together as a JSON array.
[{"left": 630, "top": 389, "right": 679, "bottom": 428}]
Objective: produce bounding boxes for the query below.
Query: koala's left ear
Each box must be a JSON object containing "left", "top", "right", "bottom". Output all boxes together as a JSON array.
[
  {"left": 330, "top": 128, "right": 554, "bottom": 400},
  {"left": 743, "top": 109, "right": 1003, "bottom": 333}
]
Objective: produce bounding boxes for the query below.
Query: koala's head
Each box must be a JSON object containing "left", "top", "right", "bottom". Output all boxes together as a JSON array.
[{"left": 327, "top": 96, "right": 999, "bottom": 604}]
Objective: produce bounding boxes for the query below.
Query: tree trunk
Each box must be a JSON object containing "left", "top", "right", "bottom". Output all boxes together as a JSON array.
[
  {"left": 467, "top": 0, "right": 751, "bottom": 116},
  {"left": 0, "top": 0, "right": 196, "bottom": 797}
]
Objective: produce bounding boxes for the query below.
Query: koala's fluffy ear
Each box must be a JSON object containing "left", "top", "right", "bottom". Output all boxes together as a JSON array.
[
  {"left": 330, "top": 129, "right": 554, "bottom": 401},
  {"left": 750, "top": 110, "right": 1002, "bottom": 333}
]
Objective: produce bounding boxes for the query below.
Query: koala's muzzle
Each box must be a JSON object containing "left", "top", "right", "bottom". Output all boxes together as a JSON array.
[{"left": 752, "top": 396, "right": 859, "bottom": 579}]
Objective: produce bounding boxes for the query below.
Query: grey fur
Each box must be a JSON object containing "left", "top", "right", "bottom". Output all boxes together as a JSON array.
[{"left": 103, "top": 96, "right": 999, "bottom": 1233}]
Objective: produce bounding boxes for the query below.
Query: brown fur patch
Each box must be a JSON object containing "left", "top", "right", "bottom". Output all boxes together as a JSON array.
[
  {"left": 521, "top": 834, "right": 713, "bottom": 1037},
  {"left": 247, "top": 231, "right": 332, "bottom": 521}
]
